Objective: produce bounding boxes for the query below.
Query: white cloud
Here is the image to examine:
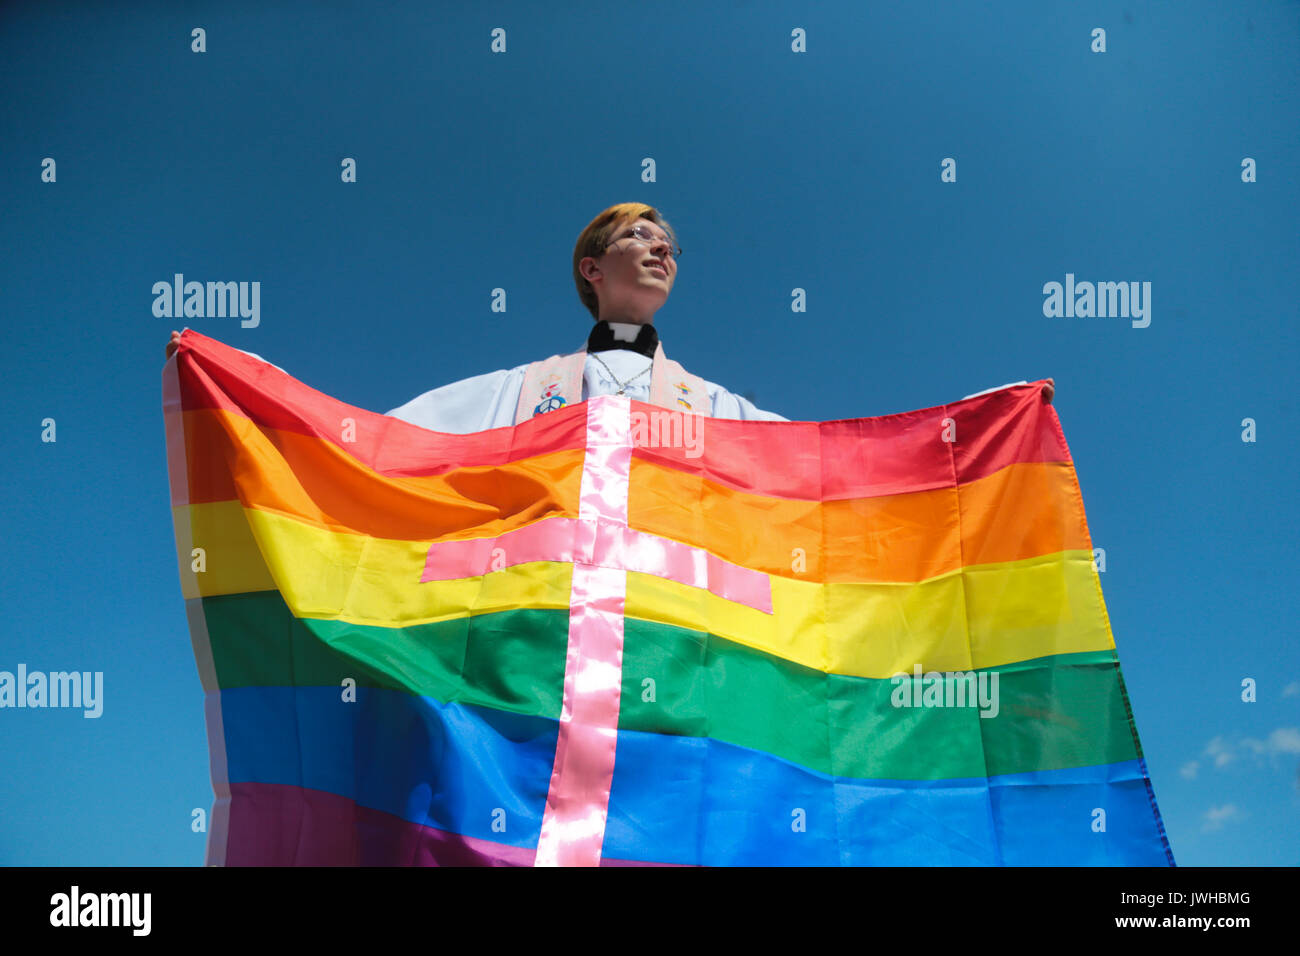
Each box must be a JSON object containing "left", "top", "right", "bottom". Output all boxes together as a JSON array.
[
  {"left": 1197, "top": 728, "right": 1300, "bottom": 769},
  {"left": 1179, "top": 761, "right": 1199, "bottom": 780},
  {"left": 1240, "top": 727, "right": 1300, "bottom": 758},
  {"left": 1268, "top": 727, "right": 1300, "bottom": 754},
  {"left": 1282, "top": 682, "right": 1299, "bottom": 698},
  {"left": 1202, "top": 804, "right": 1242, "bottom": 833},
  {"left": 1204, "top": 735, "right": 1235, "bottom": 767}
]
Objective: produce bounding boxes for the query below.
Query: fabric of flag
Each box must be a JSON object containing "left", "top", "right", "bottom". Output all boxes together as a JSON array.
[{"left": 163, "top": 329, "right": 1174, "bottom": 866}]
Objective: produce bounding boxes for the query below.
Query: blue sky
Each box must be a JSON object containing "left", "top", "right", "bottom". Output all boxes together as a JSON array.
[{"left": 1, "top": 1, "right": 1296, "bottom": 866}]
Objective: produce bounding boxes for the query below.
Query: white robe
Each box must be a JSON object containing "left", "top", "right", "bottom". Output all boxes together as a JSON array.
[
  {"left": 384, "top": 349, "right": 791, "bottom": 433},
  {"left": 378, "top": 320, "right": 786, "bottom": 432},
  {"left": 227, "top": 317, "right": 1025, "bottom": 432}
]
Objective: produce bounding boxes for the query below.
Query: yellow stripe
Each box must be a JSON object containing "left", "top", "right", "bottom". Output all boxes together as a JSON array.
[
  {"left": 174, "top": 502, "right": 572, "bottom": 625},
  {"left": 175, "top": 501, "right": 1112, "bottom": 676},
  {"left": 624, "top": 551, "right": 1114, "bottom": 677},
  {"left": 173, "top": 501, "right": 276, "bottom": 598}
]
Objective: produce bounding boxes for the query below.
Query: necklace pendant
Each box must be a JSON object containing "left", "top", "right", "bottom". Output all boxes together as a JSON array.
[{"left": 617, "top": 389, "right": 625, "bottom": 396}]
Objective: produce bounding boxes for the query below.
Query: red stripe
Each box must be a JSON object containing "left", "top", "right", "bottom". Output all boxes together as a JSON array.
[
  {"left": 178, "top": 331, "right": 1060, "bottom": 498},
  {"left": 174, "top": 329, "right": 587, "bottom": 474},
  {"left": 631, "top": 382, "right": 1065, "bottom": 498}
]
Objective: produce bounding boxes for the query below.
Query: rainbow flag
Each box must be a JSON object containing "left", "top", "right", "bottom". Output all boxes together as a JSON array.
[{"left": 163, "top": 330, "right": 1173, "bottom": 866}]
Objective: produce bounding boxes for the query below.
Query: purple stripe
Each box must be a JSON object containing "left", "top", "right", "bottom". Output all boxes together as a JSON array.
[
  {"left": 224, "top": 781, "right": 536, "bottom": 866},
  {"left": 222, "top": 781, "right": 694, "bottom": 867}
]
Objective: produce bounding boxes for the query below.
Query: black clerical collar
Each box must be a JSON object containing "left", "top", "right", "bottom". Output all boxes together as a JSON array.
[{"left": 587, "top": 320, "right": 659, "bottom": 359}]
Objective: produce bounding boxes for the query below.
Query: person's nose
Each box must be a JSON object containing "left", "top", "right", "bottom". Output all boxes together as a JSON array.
[{"left": 650, "top": 235, "right": 673, "bottom": 264}]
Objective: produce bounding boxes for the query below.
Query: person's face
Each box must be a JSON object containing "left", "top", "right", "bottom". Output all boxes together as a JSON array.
[{"left": 582, "top": 217, "right": 678, "bottom": 320}]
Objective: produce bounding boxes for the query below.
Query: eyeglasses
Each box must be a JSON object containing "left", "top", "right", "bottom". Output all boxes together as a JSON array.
[{"left": 605, "top": 224, "right": 681, "bottom": 259}]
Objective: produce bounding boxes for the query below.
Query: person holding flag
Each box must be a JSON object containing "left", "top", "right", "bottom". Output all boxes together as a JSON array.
[{"left": 163, "top": 201, "right": 1052, "bottom": 423}]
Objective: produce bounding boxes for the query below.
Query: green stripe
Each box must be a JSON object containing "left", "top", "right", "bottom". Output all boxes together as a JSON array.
[
  {"left": 618, "top": 618, "right": 1138, "bottom": 780},
  {"left": 201, "top": 592, "right": 1138, "bottom": 781},
  {"left": 201, "top": 591, "right": 570, "bottom": 719}
]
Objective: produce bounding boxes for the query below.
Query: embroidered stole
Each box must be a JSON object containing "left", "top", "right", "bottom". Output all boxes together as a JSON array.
[{"left": 514, "top": 344, "right": 708, "bottom": 424}]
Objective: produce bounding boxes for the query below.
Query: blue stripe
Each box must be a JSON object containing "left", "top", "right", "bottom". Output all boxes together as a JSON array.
[
  {"left": 604, "top": 729, "right": 1171, "bottom": 865},
  {"left": 220, "top": 686, "right": 555, "bottom": 849},
  {"left": 220, "top": 686, "right": 1171, "bottom": 865}
]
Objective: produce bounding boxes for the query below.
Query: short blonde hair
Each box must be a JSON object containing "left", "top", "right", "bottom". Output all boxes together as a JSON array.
[{"left": 573, "top": 202, "right": 678, "bottom": 320}]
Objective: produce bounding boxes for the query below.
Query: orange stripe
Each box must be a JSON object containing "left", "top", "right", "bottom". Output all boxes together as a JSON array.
[
  {"left": 180, "top": 407, "right": 1089, "bottom": 578},
  {"left": 628, "top": 458, "right": 1090, "bottom": 582},
  {"left": 181, "top": 407, "right": 585, "bottom": 540}
]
